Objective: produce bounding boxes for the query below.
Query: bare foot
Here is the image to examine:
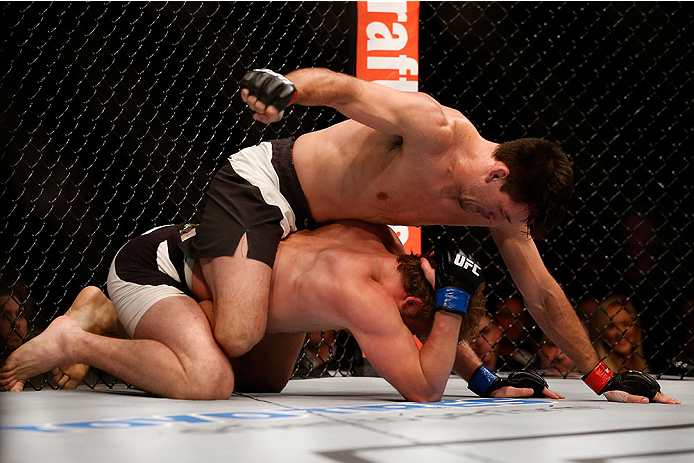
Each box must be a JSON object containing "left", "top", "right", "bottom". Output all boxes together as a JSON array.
[
  {"left": 53, "top": 286, "right": 119, "bottom": 388},
  {"left": 1, "top": 316, "right": 82, "bottom": 391}
]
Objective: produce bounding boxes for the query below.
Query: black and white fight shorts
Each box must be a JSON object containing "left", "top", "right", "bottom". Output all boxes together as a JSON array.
[
  {"left": 179, "top": 138, "right": 320, "bottom": 268},
  {"left": 107, "top": 224, "right": 195, "bottom": 338}
]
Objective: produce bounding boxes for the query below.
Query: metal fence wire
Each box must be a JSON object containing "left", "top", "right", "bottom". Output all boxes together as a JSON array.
[{"left": 1, "top": 2, "right": 692, "bottom": 390}]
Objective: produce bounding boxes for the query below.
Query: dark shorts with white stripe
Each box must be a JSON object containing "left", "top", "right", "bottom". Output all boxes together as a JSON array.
[
  {"left": 107, "top": 223, "right": 195, "bottom": 337},
  {"left": 179, "top": 138, "right": 320, "bottom": 268}
]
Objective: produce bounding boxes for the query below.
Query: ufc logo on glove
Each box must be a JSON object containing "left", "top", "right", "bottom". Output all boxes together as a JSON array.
[{"left": 453, "top": 252, "right": 481, "bottom": 276}]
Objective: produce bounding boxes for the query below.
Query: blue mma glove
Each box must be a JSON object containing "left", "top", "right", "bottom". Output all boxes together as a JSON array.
[
  {"left": 468, "top": 365, "right": 549, "bottom": 398},
  {"left": 434, "top": 245, "right": 483, "bottom": 316},
  {"left": 240, "top": 69, "right": 297, "bottom": 112}
]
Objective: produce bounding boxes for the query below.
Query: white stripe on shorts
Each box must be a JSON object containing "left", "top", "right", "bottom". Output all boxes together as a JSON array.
[
  {"left": 228, "top": 142, "right": 297, "bottom": 238},
  {"left": 107, "top": 228, "right": 189, "bottom": 338}
]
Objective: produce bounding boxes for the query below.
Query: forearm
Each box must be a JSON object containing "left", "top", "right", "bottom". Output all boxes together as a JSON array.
[
  {"left": 285, "top": 68, "right": 354, "bottom": 108},
  {"left": 410, "top": 311, "right": 463, "bottom": 401},
  {"left": 529, "top": 284, "right": 599, "bottom": 373},
  {"left": 361, "top": 311, "right": 461, "bottom": 402},
  {"left": 421, "top": 311, "right": 464, "bottom": 371},
  {"left": 492, "top": 228, "right": 600, "bottom": 373},
  {"left": 284, "top": 67, "right": 447, "bottom": 138},
  {"left": 452, "top": 341, "right": 484, "bottom": 382}
]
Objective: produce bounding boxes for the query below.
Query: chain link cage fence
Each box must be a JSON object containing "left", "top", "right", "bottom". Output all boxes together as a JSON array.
[{"left": 1, "top": 2, "right": 692, "bottom": 390}]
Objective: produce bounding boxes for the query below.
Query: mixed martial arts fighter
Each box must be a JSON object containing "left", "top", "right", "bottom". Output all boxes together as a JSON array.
[
  {"left": 5, "top": 221, "right": 540, "bottom": 401},
  {"left": 183, "top": 68, "right": 676, "bottom": 404}
]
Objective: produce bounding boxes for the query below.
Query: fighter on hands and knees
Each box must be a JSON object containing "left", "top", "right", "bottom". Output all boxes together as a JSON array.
[
  {"left": 237, "top": 68, "right": 678, "bottom": 404},
  {"left": 3, "top": 220, "right": 534, "bottom": 402}
]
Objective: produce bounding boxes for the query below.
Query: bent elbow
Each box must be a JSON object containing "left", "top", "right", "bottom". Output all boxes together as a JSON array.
[{"left": 405, "top": 388, "right": 444, "bottom": 403}]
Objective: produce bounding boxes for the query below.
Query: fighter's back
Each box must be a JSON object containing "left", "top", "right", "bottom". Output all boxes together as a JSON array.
[{"left": 265, "top": 221, "right": 401, "bottom": 333}]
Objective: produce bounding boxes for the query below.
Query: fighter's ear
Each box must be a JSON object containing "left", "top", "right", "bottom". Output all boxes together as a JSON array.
[
  {"left": 485, "top": 161, "right": 509, "bottom": 182},
  {"left": 402, "top": 296, "right": 423, "bottom": 316}
]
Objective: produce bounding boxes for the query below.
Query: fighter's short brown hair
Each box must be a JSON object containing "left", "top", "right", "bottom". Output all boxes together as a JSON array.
[{"left": 493, "top": 138, "right": 574, "bottom": 238}]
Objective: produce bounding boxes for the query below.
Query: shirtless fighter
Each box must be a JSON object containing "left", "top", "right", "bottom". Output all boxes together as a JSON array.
[
  {"left": 1, "top": 221, "right": 558, "bottom": 401},
  {"left": 185, "top": 68, "right": 675, "bottom": 403}
]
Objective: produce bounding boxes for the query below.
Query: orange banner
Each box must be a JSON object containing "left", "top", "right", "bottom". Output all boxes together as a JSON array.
[{"left": 356, "top": 1, "right": 421, "bottom": 255}]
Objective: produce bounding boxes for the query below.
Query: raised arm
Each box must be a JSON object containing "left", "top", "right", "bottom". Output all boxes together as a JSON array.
[{"left": 240, "top": 68, "right": 451, "bottom": 144}]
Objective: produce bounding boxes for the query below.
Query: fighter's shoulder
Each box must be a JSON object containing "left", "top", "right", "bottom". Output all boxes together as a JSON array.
[
  {"left": 340, "top": 275, "right": 402, "bottom": 334},
  {"left": 324, "top": 252, "right": 386, "bottom": 308},
  {"left": 442, "top": 108, "right": 482, "bottom": 138},
  {"left": 420, "top": 106, "right": 481, "bottom": 149},
  {"left": 315, "top": 240, "right": 375, "bottom": 279}
]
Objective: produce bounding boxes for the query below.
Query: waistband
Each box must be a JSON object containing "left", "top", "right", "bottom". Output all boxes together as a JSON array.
[{"left": 270, "top": 138, "right": 322, "bottom": 231}]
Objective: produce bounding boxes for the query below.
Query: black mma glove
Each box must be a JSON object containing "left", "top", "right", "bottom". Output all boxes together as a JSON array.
[
  {"left": 582, "top": 361, "right": 661, "bottom": 401},
  {"left": 467, "top": 365, "right": 549, "bottom": 398},
  {"left": 434, "top": 245, "right": 483, "bottom": 316},
  {"left": 239, "top": 69, "right": 297, "bottom": 112}
]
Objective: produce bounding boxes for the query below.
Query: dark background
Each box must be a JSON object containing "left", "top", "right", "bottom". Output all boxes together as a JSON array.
[{"left": 1, "top": 2, "right": 692, "bottom": 387}]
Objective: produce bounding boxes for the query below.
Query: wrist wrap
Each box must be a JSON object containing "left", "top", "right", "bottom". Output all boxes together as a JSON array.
[
  {"left": 435, "top": 287, "right": 470, "bottom": 315},
  {"left": 468, "top": 365, "right": 499, "bottom": 397},
  {"left": 582, "top": 361, "right": 615, "bottom": 394}
]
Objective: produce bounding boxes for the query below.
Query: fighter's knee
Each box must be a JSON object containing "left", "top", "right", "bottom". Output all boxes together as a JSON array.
[
  {"left": 184, "top": 362, "right": 235, "bottom": 400},
  {"left": 214, "top": 326, "right": 265, "bottom": 357},
  {"left": 198, "top": 375, "right": 234, "bottom": 400},
  {"left": 216, "top": 334, "right": 261, "bottom": 358},
  {"left": 185, "top": 383, "right": 233, "bottom": 400}
]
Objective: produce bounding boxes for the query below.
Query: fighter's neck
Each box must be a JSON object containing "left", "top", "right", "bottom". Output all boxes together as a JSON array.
[{"left": 372, "top": 255, "right": 407, "bottom": 302}]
